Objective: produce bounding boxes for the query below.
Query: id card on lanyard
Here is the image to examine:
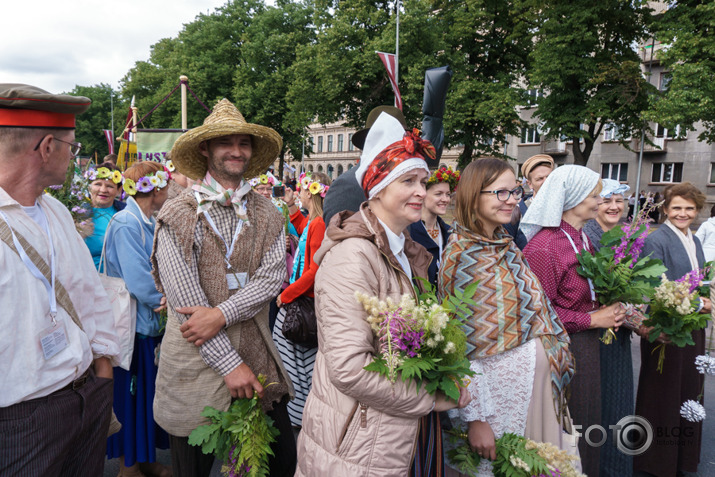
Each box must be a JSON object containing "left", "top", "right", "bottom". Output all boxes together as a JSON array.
[
  {"left": 0, "top": 208, "right": 69, "bottom": 360},
  {"left": 195, "top": 192, "right": 248, "bottom": 290},
  {"left": 560, "top": 228, "right": 597, "bottom": 303}
]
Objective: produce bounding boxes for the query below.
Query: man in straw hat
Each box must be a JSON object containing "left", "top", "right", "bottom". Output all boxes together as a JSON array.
[
  {"left": 0, "top": 84, "right": 120, "bottom": 475},
  {"left": 321, "top": 105, "right": 407, "bottom": 226},
  {"left": 504, "top": 153, "right": 555, "bottom": 249},
  {"left": 151, "top": 99, "right": 295, "bottom": 476}
]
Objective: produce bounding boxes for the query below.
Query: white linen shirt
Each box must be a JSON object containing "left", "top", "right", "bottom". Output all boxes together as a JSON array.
[
  {"left": 376, "top": 217, "right": 412, "bottom": 281},
  {"left": 0, "top": 188, "right": 120, "bottom": 407}
]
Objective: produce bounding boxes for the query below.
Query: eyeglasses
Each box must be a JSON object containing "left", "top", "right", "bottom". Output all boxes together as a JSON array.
[
  {"left": 33, "top": 136, "right": 82, "bottom": 157},
  {"left": 480, "top": 186, "right": 524, "bottom": 202}
]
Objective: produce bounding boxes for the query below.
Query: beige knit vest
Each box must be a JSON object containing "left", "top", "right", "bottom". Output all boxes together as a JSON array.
[{"left": 151, "top": 189, "right": 293, "bottom": 436}]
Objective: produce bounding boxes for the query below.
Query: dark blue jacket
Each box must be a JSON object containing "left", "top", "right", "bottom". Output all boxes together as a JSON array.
[
  {"left": 504, "top": 198, "right": 528, "bottom": 250},
  {"left": 407, "top": 216, "right": 452, "bottom": 288}
]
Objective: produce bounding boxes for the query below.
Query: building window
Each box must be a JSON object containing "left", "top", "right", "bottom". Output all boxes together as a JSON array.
[
  {"left": 348, "top": 133, "right": 354, "bottom": 151},
  {"left": 338, "top": 164, "right": 344, "bottom": 176},
  {"left": 348, "top": 163, "right": 354, "bottom": 170},
  {"left": 659, "top": 72, "right": 671, "bottom": 91},
  {"left": 525, "top": 89, "right": 542, "bottom": 106},
  {"left": 520, "top": 126, "right": 540, "bottom": 144},
  {"left": 603, "top": 124, "right": 629, "bottom": 142},
  {"left": 317, "top": 136, "right": 323, "bottom": 153},
  {"left": 327, "top": 135, "right": 333, "bottom": 152},
  {"left": 337, "top": 134, "right": 343, "bottom": 152},
  {"left": 651, "top": 163, "right": 683, "bottom": 183},
  {"left": 655, "top": 124, "right": 686, "bottom": 140},
  {"left": 710, "top": 164, "right": 715, "bottom": 184},
  {"left": 318, "top": 165, "right": 324, "bottom": 172},
  {"left": 308, "top": 165, "right": 314, "bottom": 172},
  {"left": 601, "top": 163, "right": 628, "bottom": 182}
]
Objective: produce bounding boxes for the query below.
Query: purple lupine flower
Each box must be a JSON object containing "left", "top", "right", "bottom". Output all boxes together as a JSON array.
[{"left": 676, "top": 268, "right": 705, "bottom": 294}]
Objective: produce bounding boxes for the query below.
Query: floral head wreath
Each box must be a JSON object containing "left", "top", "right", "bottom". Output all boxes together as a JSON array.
[
  {"left": 122, "top": 166, "right": 172, "bottom": 198},
  {"left": 249, "top": 173, "right": 277, "bottom": 188},
  {"left": 427, "top": 166, "right": 460, "bottom": 193},
  {"left": 298, "top": 172, "right": 329, "bottom": 198},
  {"left": 84, "top": 166, "right": 123, "bottom": 185},
  {"left": 165, "top": 160, "right": 176, "bottom": 173}
]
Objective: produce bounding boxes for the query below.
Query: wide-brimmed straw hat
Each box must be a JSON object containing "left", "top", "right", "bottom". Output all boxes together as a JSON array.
[{"left": 170, "top": 99, "right": 282, "bottom": 180}]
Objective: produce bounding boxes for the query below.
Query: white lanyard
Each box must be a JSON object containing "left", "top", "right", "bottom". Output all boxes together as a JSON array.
[
  {"left": 0, "top": 209, "right": 57, "bottom": 322},
  {"left": 560, "top": 228, "right": 596, "bottom": 302},
  {"left": 195, "top": 192, "right": 245, "bottom": 270}
]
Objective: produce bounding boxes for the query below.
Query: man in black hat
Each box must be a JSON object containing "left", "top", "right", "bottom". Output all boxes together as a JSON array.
[
  {"left": 320, "top": 106, "right": 407, "bottom": 225},
  {"left": 0, "top": 84, "right": 120, "bottom": 475}
]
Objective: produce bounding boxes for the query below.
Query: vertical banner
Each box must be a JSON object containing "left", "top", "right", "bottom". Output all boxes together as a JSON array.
[
  {"left": 136, "top": 129, "right": 186, "bottom": 162},
  {"left": 103, "top": 129, "right": 115, "bottom": 154},
  {"left": 376, "top": 51, "right": 403, "bottom": 110}
]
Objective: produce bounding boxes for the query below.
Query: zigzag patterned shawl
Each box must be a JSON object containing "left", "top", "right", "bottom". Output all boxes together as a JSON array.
[{"left": 439, "top": 225, "right": 575, "bottom": 422}]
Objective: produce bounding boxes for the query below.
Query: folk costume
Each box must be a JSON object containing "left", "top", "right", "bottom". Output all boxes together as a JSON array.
[
  {"left": 521, "top": 165, "right": 604, "bottom": 477},
  {"left": 583, "top": 179, "right": 634, "bottom": 477},
  {"left": 440, "top": 224, "right": 576, "bottom": 476},
  {"left": 296, "top": 113, "right": 440, "bottom": 477},
  {"left": 151, "top": 100, "right": 295, "bottom": 477},
  {"left": 0, "top": 84, "right": 120, "bottom": 476},
  {"left": 634, "top": 223, "right": 706, "bottom": 477}
]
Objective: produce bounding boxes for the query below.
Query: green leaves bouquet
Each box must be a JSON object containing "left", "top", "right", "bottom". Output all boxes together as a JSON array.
[
  {"left": 354, "top": 282, "right": 477, "bottom": 402},
  {"left": 446, "top": 431, "right": 584, "bottom": 477},
  {"left": 577, "top": 212, "right": 666, "bottom": 343},
  {"left": 45, "top": 162, "right": 93, "bottom": 238},
  {"left": 644, "top": 269, "right": 711, "bottom": 373},
  {"left": 188, "top": 375, "right": 279, "bottom": 477}
]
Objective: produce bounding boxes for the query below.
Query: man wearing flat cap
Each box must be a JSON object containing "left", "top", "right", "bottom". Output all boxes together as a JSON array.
[
  {"left": 151, "top": 99, "right": 295, "bottom": 476},
  {"left": 0, "top": 84, "right": 120, "bottom": 475},
  {"left": 504, "top": 154, "right": 555, "bottom": 249}
]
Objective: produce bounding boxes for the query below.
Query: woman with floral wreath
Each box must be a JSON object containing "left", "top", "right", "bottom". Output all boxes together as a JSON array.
[
  {"left": 272, "top": 171, "right": 331, "bottom": 428},
  {"left": 405, "top": 166, "right": 459, "bottom": 476},
  {"left": 104, "top": 161, "right": 173, "bottom": 477},
  {"left": 83, "top": 161, "right": 125, "bottom": 270},
  {"left": 407, "top": 166, "right": 459, "bottom": 288}
]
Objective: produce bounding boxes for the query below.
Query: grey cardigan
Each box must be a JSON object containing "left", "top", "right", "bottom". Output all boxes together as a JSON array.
[{"left": 641, "top": 225, "right": 705, "bottom": 280}]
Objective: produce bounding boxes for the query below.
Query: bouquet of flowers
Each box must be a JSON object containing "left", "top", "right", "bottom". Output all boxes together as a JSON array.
[
  {"left": 643, "top": 269, "right": 710, "bottom": 373},
  {"left": 45, "top": 162, "right": 93, "bottom": 238},
  {"left": 354, "top": 282, "right": 477, "bottom": 402},
  {"left": 446, "top": 431, "right": 584, "bottom": 477},
  {"left": 188, "top": 375, "right": 279, "bottom": 477},
  {"left": 576, "top": 206, "right": 666, "bottom": 343}
]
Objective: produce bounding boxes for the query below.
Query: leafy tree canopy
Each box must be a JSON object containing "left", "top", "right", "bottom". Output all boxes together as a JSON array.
[{"left": 66, "top": 83, "right": 126, "bottom": 161}]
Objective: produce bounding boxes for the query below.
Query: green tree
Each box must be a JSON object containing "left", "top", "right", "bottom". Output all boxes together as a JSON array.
[
  {"left": 232, "top": 0, "right": 315, "bottom": 176},
  {"left": 66, "top": 84, "right": 126, "bottom": 161},
  {"left": 517, "top": 0, "right": 655, "bottom": 166},
  {"left": 120, "top": 0, "right": 267, "bottom": 130},
  {"left": 648, "top": 1, "right": 715, "bottom": 143}
]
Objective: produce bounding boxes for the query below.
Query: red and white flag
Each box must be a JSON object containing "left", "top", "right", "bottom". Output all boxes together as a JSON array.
[
  {"left": 103, "top": 129, "right": 115, "bottom": 154},
  {"left": 376, "top": 51, "right": 403, "bottom": 110}
]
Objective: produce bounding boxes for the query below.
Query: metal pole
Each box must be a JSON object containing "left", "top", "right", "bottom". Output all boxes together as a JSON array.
[
  {"left": 301, "top": 132, "right": 305, "bottom": 174},
  {"left": 395, "top": 0, "right": 400, "bottom": 107},
  {"left": 633, "top": 37, "right": 655, "bottom": 218},
  {"left": 110, "top": 90, "right": 114, "bottom": 139},
  {"left": 180, "top": 75, "right": 188, "bottom": 130}
]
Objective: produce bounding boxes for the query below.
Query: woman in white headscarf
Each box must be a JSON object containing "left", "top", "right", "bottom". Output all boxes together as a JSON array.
[{"left": 520, "top": 165, "right": 625, "bottom": 477}]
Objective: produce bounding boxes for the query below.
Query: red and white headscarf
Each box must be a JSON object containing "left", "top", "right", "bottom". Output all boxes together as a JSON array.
[{"left": 354, "top": 113, "right": 434, "bottom": 199}]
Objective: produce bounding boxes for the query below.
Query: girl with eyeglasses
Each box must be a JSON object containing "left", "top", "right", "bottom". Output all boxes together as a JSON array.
[
  {"left": 520, "top": 165, "right": 625, "bottom": 477},
  {"left": 440, "top": 158, "right": 577, "bottom": 476}
]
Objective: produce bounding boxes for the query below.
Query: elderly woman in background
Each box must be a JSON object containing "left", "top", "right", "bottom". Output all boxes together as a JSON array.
[
  {"left": 582, "top": 179, "right": 635, "bottom": 477},
  {"left": 634, "top": 182, "right": 711, "bottom": 477},
  {"left": 104, "top": 162, "right": 172, "bottom": 477},
  {"left": 520, "top": 166, "right": 625, "bottom": 477},
  {"left": 441, "top": 158, "right": 576, "bottom": 476},
  {"left": 695, "top": 204, "right": 715, "bottom": 263},
  {"left": 84, "top": 161, "right": 125, "bottom": 269},
  {"left": 295, "top": 113, "right": 468, "bottom": 477}
]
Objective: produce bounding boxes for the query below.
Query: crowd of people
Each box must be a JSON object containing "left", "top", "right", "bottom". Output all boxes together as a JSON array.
[{"left": 0, "top": 83, "right": 711, "bottom": 477}]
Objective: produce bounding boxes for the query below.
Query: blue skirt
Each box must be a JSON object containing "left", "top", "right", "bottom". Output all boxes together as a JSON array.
[{"left": 107, "top": 335, "right": 169, "bottom": 466}]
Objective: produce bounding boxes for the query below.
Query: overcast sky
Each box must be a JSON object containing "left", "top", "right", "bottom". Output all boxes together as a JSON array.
[{"left": 2, "top": 0, "right": 227, "bottom": 94}]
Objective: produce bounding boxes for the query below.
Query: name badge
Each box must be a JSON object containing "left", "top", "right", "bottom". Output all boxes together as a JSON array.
[
  {"left": 39, "top": 319, "right": 69, "bottom": 360},
  {"left": 226, "top": 272, "right": 248, "bottom": 290}
]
